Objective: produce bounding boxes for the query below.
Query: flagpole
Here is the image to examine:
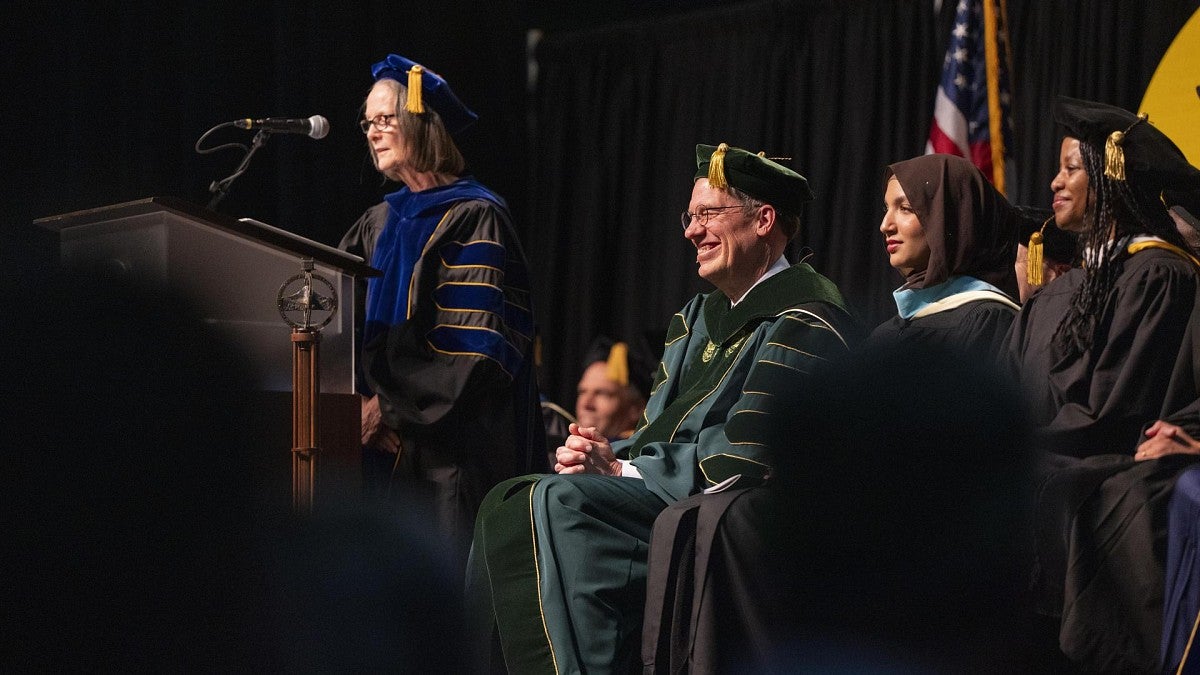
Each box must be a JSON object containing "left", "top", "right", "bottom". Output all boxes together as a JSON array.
[{"left": 982, "top": 0, "right": 1007, "bottom": 195}]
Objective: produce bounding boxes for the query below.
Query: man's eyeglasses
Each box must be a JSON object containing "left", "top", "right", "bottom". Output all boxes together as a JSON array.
[
  {"left": 680, "top": 205, "right": 742, "bottom": 230},
  {"left": 360, "top": 114, "right": 397, "bottom": 134}
]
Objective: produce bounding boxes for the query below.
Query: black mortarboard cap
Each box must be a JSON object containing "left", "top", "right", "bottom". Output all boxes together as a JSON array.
[
  {"left": 1054, "top": 96, "right": 1200, "bottom": 193},
  {"left": 695, "top": 143, "right": 814, "bottom": 215},
  {"left": 372, "top": 54, "right": 479, "bottom": 135}
]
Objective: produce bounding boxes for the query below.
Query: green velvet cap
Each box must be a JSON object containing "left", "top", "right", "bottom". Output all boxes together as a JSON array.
[{"left": 695, "top": 143, "right": 813, "bottom": 214}]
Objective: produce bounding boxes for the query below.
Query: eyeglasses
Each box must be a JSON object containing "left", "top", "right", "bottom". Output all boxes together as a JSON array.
[
  {"left": 360, "top": 114, "right": 397, "bottom": 134},
  {"left": 680, "top": 205, "right": 742, "bottom": 230}
]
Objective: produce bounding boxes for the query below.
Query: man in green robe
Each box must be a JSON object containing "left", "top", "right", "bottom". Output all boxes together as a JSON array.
[{"left": 467, "top": 143, "right": 859, "bottom": 674}]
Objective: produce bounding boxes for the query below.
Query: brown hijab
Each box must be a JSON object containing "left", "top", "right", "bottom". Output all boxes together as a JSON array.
[{"left": 886, "top": 154, "right": 1017, "bottom": 290}]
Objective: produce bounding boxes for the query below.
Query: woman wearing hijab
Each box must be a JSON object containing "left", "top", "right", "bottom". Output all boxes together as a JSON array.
[
  {"left": 1005, "top": 96, "right": 1200, "bottom": 673},
  {"left": 869, "top": 153, "right": 1019, "bottom": 355}
]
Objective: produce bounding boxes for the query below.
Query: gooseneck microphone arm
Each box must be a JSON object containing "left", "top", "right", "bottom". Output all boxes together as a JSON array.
[
  {"left": 202, "top": 127, "right": 270, "bottom": 211},
  {"left": 194, "top": 115, "right": 328, "bottom": 212}
]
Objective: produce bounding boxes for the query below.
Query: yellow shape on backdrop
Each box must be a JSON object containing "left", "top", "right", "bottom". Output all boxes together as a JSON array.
[{"left": 1141, "top": 7, "right": 1200, "bottom": 167}]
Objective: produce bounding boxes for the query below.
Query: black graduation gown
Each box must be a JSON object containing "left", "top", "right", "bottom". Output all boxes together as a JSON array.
[
  {"left": 340, "top": 196, "right": 544, "bottom": 575},
  {"left": 1005, "top": 245, "right": 1200, "bottom": 673},
  {"left": 867, "top": 296, "right": 1018, "bottom": 357},
  {"left": 1005, "top": 247, "right": 1200, "bottom": 457}
]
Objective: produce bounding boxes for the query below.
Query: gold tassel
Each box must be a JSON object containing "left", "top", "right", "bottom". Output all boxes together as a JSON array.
[
  {"left": 1104, "top": 130, "right": 1126, "bottom": 181},
  {"left": 606, "top": 342, "right": 629, "bottom": 386},
  {"left": 707, "top": 143, "right": 730, "bottom": 189},
  {"left": 405, "top": 65, "right": 425, "bottom": 114},
  {"left": 1104, "top": 113, "right": 1149, "bottom": 182},
  {"left": 1026, "top": 218, "right": 1049, "bottom": 287}
]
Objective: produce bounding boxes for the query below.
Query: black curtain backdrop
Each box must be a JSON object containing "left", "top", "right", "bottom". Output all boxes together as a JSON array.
[
  {"left": 5, "top": 0, "right": 527, "bottom": 283},
  {"left": 5, "top": 0, "right": 1197, "bottom": 407},
  {"left": 528, "top": 0, "right": 1200, "bottom": 404}
]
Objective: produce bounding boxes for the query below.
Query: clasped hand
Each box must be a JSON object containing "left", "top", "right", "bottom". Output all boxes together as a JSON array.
[
  {"left": 1135, "top": 420, "right": 1200, "bottom": 461},
  {"left": 555, "top": 423, "right": 622, "bottom": 476}
]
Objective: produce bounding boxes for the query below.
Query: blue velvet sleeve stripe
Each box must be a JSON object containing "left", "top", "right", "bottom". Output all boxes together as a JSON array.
[
  {"left": 439, "top": 240, "right": 506, "bottom": 270},
  {"left": 433, "top": 283, "right": 534, "bottom": 348},
  {"left": 433, "top": 282, "right": 504, "bottom": 314},
  {"left": 427, "top": 324, "right": 524, "bottom": 377}
]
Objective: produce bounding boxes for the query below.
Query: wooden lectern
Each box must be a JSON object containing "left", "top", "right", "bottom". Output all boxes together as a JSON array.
[{"left": 35, "top": 197, "right": 380, "bottom": 514}]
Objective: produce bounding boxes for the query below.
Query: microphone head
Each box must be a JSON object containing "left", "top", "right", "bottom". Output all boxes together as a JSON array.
[{"left": 307, "top": 115, "right": 330, "bottom": 139}]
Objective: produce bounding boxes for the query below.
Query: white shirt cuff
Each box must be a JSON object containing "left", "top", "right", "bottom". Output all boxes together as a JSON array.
[{"left": 618, "top": 459, "right": 642, "bottom": 479}]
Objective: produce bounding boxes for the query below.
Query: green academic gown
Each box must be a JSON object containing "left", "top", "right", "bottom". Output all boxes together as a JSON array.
[{"left": 467, "top": 263, "right": 856, "bottom": 674}]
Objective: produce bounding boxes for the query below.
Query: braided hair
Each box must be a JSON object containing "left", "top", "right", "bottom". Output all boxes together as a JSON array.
[{"left": 1053, "top": 139, "right": 1193, "bottom": 356}]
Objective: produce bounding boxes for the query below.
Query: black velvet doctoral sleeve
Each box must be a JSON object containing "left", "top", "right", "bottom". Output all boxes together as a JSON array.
[
  {"left": 338, "top": 202, "right": 390, "bottom": 394},
  {"left": 338, "top": 201, "right": 389, "bottom": 264},
  {"left": 364, "top": 200, "right": 536, "bottom": 431}
]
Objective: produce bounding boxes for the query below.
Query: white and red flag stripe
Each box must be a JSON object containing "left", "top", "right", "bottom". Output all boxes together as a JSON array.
[{"left": 926, "top": 0, "right": 1016, "bottom": 195}]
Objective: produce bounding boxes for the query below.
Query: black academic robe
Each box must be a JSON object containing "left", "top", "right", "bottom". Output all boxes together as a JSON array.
[
  {"left": 1005, "top": 246, "right": 1200, "bottom": 456},
  {"left": 1005, "top": 245, "right": 1200, "bottom": 673},
  {"left": 340, "top": 192, "right": 544, "bottom": 574},
  {"left": 867, "top": 296, "right": 1018, "bottom": 357}
]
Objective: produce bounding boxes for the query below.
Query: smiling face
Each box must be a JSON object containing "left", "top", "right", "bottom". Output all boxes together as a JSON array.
[
  {"left": 364, "top": 80, "right": 409, "bottom": 181},
  {"left": 684, "top": 179, "right": 769, "bottom": 300},
  {"left": 879, "top": 177, "right": 930, "bottom": 276},
  {"left": 1050, "top": 137, "right": 1092, "bottom": 233}
]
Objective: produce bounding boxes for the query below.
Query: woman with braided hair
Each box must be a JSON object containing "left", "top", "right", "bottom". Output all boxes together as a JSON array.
[
  {"left": 1006, "top": 96, "right": 1200, "bottom": 457},
  {"left": 1004, "top": 96, "right": 1200, "bottom": 673}
]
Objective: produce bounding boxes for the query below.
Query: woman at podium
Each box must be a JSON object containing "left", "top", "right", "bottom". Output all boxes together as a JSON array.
[{"left": 339, "top": 54, "right": 544, "bottom": 573}]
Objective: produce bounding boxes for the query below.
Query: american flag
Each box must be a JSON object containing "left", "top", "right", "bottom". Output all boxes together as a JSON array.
[{"left": 926, "top": 0, "right": 1015, "bottom": 195}]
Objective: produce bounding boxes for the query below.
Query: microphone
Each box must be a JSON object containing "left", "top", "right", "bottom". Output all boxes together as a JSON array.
[{"left": 234, "top": 115, "right": 329, "bottom": 139}]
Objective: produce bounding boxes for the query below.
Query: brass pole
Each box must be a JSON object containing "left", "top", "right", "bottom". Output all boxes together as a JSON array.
[{"left": 291, "top": 329, "right": 320, "bottom": 514}]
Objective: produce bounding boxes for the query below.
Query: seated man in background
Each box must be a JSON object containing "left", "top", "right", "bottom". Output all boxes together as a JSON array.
[
  {"left": 468, "top": 143, "right": 859, "bottom": 673},
  {"left": 543, "top": 335, "right": 656, "bottom": 455}
]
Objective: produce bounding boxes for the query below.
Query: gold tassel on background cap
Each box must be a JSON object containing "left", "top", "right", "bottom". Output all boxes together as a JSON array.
[
  {"left": 1026, "top": 217, "right": 1051, "bottom": 287},
  {"left": 1104, "top": 112, "right": 1148, "bottom": 181},
  {"left": 406, "top": 65, "right": 425, "bottom": 114},
  {"left": 606, "top": 342, "right": 630, "bottom": 386},
  {"left": 708, "top": 143, "right": 729, "bottom": 189}
]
